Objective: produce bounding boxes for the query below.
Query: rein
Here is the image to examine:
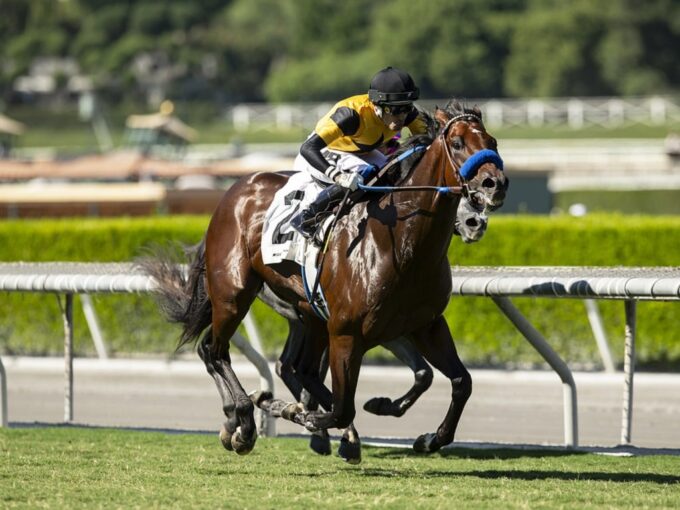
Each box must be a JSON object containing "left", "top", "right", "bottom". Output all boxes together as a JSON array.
[
  {"left": 358, "top": 183, "right": 462, "bottom": 194},
  {"left": 359, "top": 117, "right": 470, "bottom": 196}
]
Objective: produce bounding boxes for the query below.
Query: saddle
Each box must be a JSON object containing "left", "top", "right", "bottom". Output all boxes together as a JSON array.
[{"left": 261, "top": 174, "right": 337, "bottom": 319}]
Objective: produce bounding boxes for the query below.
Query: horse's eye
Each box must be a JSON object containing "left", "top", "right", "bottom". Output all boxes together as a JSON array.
[{"left": 452, "top": 137, "right": 463, "bottom": 151}]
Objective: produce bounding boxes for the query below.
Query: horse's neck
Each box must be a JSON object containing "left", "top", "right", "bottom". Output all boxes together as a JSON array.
[{"left": 388, "top": 141, "right": 460, "bottom": 265}]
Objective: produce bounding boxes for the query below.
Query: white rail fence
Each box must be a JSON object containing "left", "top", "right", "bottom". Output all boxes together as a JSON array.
[
  {"left": 1, "top": 263, "right": 679, "bottom": 449},
  {"left": 226, "top": 96, "right": 680, "bottom": 131},
  {"left": 0, "top": 262, "right": 275, "bottom": 433}
]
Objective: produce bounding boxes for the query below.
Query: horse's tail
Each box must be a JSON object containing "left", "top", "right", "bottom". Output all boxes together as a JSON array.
[{"left": 137, "top": 240, "right": 212, "bottom": 350}]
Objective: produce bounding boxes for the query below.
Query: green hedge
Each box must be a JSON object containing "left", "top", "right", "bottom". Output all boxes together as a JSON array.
[{"left": 1, "top": 214, "right": 679, "bottom": 369}]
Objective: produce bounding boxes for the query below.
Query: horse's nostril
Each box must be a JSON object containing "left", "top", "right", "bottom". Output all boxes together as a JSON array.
[
  {"left": 465, "top": 218, "right": 478, "bottom": 227},
  {"left": 482, "top": 177, "right": 496, "bottom": 189}
]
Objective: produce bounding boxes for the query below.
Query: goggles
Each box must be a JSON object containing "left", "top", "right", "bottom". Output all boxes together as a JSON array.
[{"left": 382, "top": 104, "right": 413, "bottom": 116}]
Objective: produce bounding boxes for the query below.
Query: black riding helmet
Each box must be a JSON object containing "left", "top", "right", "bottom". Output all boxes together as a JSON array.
[{"left": 368, "top": 66, "right": 420, "bottom": 105}]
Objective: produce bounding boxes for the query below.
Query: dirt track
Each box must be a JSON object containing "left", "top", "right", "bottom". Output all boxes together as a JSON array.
[{"left": 3, "top": 356, "right": 680, "bottom": 449}]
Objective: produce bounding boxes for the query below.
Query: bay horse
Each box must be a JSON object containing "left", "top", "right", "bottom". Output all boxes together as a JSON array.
[
  {"left": 149, "top": 101, "right": 507, "bottom": 456},
  {"left": 254, "top": 193, "right": 490, "bottom": 462},
  {"left": 143, "top": 191, "right": 489, "bottom": 463}
]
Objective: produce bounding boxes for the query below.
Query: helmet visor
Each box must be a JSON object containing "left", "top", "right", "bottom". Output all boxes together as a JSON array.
[{"left": 368, "top": 88, "right": 420, "bottom": 105}]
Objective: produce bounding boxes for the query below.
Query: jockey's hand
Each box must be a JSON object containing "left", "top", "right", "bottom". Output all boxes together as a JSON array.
[
  {"left": 358, "top": 164, "right": 378, "bottom": 179},
  {"left": 336, "top": 171, "right": 364, "bottom": 191}
]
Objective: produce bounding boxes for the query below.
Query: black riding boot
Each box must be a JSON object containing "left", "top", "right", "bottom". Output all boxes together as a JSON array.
[{"left": 290, "top": 184, "right": 346, "bottom": 239}]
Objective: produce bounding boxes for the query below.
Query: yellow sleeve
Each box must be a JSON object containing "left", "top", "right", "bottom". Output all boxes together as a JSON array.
[{"left": 314, "top": 116, "right": 345, "bottom": 146}]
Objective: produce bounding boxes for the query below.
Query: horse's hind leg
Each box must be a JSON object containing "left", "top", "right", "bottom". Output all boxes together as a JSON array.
[
  {"left": 410, "top": 316, "right": 472, "bottom": 453},
  {"left": 206, "top": 254, "right": 263, "bottom": 455},
  {"left": 363, "top": 336, "right": 433, "bottom": 417},
  {"left": 197, "top": 330, "right": 239, "bottom": 451}
]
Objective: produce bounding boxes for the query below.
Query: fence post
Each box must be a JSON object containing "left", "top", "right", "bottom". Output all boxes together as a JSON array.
[
  {"left": 484, "top": 101, "right": 504, "bottom": 128},
  {"left": 620, "top": 300, "right": 636, "bottom": 445},
  {"left": 568, "top": 99, "right": 584, "bottom": 129},
  {"left": 275, "top": 105, "right": 293, "bottom": 129},
  {"left": 59, "top": 293, "right": 74, "bottom": 423},
  {"left": 649, "top": 97, "right": 667, "bottom": 125},
  {"left": 527, "top": 100, "right": 545, "bottom": 127},
  {"left": 232, "top": 105, "right": 251, "bottom": 131},
  {"left": 607, "top": 99, "right": 625, "bottom": 126}
]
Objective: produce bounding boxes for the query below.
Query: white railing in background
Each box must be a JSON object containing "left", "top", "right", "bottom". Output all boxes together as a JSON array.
[
  {"left": 0, "top": 262, "right": 275, "bottom": 435},
  {"left": 449, "top": 266, "right": 680, "bottom": 447},
  {"left": 1, "top": 264, "right": 680, "bottom": 448},
  {"left": 225, "top": 96, "right": 680, "bottom": 131}
]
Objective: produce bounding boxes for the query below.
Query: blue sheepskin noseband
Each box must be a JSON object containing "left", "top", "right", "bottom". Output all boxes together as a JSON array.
[{"left": 459, "top": 149, "right": 504, "bottom": 180}]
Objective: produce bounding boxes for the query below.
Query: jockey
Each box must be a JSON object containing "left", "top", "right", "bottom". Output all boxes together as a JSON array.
[{"left": 289, "top": 66, "right": 429, "bottom": 239}]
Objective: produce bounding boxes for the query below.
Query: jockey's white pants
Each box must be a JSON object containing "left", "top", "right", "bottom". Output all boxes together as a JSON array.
[{"left": 292, "top": 148, "right": 387, "bottom": 206}]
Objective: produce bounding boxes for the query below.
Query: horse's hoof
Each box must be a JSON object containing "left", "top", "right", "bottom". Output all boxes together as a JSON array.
[
  {"left": 363, "top": 397, "right": 394, "bottom": 416},
  {"left": 219, "top": 422, "right": 234, "bottom": 451},
  {"left": 413, "top": 432, "right": 440, "bottom": 454},
  {"left": 309, "top": 430, "right": 331, "bottom": 456},
  {"left": 281, "top": 402, "right": 305, "bottom": 421},
  {"left": 249, "top": 390, "right": 273, "bottom": 407},
  {"left": 303, "top": 416, "right": 320, "bottom": 432},
  {"left": 231, "top": 426, "right": 257, "bottom": 455},
  {"left": 338, "top": 437, "right": 362, "bottom": 464}
]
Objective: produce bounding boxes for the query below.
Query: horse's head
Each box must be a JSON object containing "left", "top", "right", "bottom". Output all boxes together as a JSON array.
[
  {"left": 454, "top": 195, "right": 488, "bottom": 244},
  {"left": 435, "top": 102, "right": 508, "bottom": 211}
]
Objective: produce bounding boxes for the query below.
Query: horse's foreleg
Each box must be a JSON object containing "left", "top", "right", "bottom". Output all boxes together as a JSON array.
[
  {"left": 410, "top": 316, "right": 472, "bottom": 453},
  {"left": 305, "top": 334, "right": 361, "bottom": 432},
  {"left": 363, "top": 336, "right": 433, "bottom": 417}
]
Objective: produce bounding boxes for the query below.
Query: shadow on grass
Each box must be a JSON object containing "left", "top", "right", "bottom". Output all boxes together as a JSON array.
[
  {"left": 369, "top": 445, "right": 587, "bottom": 461},
  {"left": 358, "top": 467, "right": 680, "bottom": 485}
]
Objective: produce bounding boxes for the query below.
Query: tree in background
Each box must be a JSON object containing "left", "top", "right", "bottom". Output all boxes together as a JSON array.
[
  {"left": 371, "top": 0, "right": 524, "bottom": 99},
  {"left": 264, "top": 0, "right": 380, "bottom": 102},
  {"left": 505, "top": 0, "right": 680, "bottom": 97},
  {"left": 1, "top": 0, "right": 678, "bottom": 107}
]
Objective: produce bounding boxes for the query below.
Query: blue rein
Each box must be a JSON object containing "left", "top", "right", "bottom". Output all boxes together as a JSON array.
[
  {"left": 358, "top": 146, "right": 504, "bottom": 195},
  {"left": 358, "top": 183, "right": 457, "bottom": 194}
]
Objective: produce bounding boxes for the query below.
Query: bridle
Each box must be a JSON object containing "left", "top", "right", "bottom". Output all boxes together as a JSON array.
[
  {"left": 357, "top": 112, "right": 498, "bottom": 205},
  {"left": 438, "top": 113, "right": 484, "bottom": 200}
]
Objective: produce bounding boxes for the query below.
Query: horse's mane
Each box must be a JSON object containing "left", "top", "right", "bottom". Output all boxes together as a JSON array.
[
  {"left": 442, "top": 100, "right": 485, "bottom": 130},
  {"left": 383, "top": 100, "right": 483, "bottom": 185}
]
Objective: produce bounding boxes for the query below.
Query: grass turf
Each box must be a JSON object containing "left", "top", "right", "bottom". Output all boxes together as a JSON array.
[{"left": 1, "top": 427, "right": 679, "bottom": 509}]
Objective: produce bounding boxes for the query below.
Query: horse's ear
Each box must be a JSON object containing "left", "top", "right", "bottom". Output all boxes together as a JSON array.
[
  {"left": 434, "top": 107, "right": 449, "bottom": 128},
  {"left": 472, "top": 105, "right": 482, "bottom": 118}
]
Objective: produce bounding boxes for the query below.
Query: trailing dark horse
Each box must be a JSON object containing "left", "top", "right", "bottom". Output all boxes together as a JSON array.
[{"left": 146, "top": 101, "right": 507, "bottom": 456}]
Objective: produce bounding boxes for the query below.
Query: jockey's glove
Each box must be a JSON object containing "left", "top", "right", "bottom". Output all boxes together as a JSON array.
[
  {"left": 358, "top": 164, "right": 378, "bottom": 179},
  {"left": 336, "top": 171, "right": 364, "bottom": 191}
]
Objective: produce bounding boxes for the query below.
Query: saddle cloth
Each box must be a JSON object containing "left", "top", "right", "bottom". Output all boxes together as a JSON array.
[{"left": 261, "top": 172, "right": 331, "bottom": 319}]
